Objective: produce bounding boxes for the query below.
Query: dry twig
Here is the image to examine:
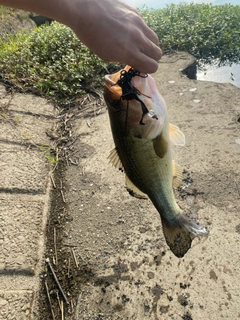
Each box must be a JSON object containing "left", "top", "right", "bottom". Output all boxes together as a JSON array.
[
  {"left": 45, "top": 281, "right": 55, "bottom": 320},
  {"left": 60, "top": 189, "right": 66, "bottom": 203},
  {"left": 71, "top": 248, "right": 79, "bottom": 269},
  {"left": 50, "top": 174, "right": 56, "bottom": 189},
  {"left": 67, "top": 256, "right": 71, "bottom": 278},
  {"left": 54, "top": 228, "right": 58, "bottom": 265},
  {"left": 46, "top": 258, "right": 69, "bottom": 305},
  {"left": 61, "top": 300, "right": 64, "bottom": 320},
  {"left": 234, "top": 179, "right": 240, "bottom": 199},
  {"left": 55, "top": 291, "right": 61, "bottom": 315}
]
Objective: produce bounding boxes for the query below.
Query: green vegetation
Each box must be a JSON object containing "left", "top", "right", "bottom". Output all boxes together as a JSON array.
[
  {"left": 0, "top": 6, "right": 15, "bottom": 16},
  {"left": 0, "top": 3, "right": 239, "bottom": 104},
  {"left": 0, "top": 22, "right": 115, "bottom": 103},
  {"left": 0, "top": 6, "right": 29, "bottom": 21},
  {"left": 139, "top": 3, "right": 240, "bottom": 64},
  {"left": 38, "top": 145, "right": 57, "bottom": 164}
]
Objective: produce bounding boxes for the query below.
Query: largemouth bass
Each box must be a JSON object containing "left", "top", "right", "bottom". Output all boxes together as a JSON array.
[{"left": 104, "top": 66, "right": 208, "bottom": 258}]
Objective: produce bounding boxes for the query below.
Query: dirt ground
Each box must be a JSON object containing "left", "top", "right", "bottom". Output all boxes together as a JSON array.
[{"left": 40, "top": 52, "right": 240, "bottom": 320}]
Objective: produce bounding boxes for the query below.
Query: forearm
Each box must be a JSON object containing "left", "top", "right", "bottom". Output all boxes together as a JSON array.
[
  {"left": 0, "top": 0, "right": 162, "bottom": 73},
  {"left": 0, "top": 0, "right": 77, "bottom": 27}
]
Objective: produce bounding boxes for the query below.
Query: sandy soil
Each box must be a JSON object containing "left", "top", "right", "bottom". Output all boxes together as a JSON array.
[{"left": 41, "top": 52, "right": 240, "bottom": 320}]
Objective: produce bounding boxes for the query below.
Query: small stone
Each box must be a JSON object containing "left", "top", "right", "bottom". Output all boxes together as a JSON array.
[
  {"left": 0, "top": 298, "right": 8, "bottom": 306},
  {"left": 235, "top": 138, "right": 240, "bottom": 144}
]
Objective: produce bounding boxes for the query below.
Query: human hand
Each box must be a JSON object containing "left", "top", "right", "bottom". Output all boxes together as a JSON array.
[
  {"left": 67, "top": 0, "right": 162, "bottom": 73},
  {"left": 0, "top": 0, "right": 162, "bottom": 73}
]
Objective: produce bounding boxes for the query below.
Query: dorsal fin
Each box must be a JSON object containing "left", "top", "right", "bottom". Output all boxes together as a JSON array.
[
  {"left": 108, "top": 148, "right": 124, "bottom": 171},
  {"left": 125, "top": 175, "right": 148, "bottom": 199},
  {"left": 169, "top": 123, "right": 185, "bottom": 146},
  {"left": 172, "top": 160, "right": 186, "bottom": 188}
]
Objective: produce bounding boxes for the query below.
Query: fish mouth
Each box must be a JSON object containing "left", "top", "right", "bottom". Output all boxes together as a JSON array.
[
  {"left": 105, "top": 66, "right": 151, "bottom": 125},
  {"left": 104, "top": 73, "right": 122, "bottom": 100},
  {"left": 104, "top": 66, "right": 133, "bottom": 99},
  {"left": 104, "top": 73, "right": 119, "bottom": 86}
]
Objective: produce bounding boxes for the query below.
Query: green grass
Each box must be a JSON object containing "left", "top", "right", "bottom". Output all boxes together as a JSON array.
[{"left": 0, "top": 3, "right": 239, "bottom": 104}]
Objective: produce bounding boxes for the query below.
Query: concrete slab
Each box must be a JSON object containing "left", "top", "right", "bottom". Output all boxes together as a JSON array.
[
  {"left": 0, "top": 86, "right": 56, "bottom": 146},
  {"left": 0, "top": 196, "right": 45, "bottom": 274},
  {"left": 0, "top": 114, "right": 56, "bottom": 147},
  {"left": 0, "top": 83, "right": 55, "bottom": 319},
  {"left": 9, "top": 92, "right": 56, "bottom": 118},
  {"left": 0, "top": 290, "right": 34, "bottom": 320},
  {"left": 0, "top": 84, "right": 7, "bottom": 97},
  {"left": 0, "top": 143, "right": 50, "bottom": 193}
]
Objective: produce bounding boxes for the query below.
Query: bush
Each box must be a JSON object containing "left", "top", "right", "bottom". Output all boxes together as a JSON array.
[
  {"left": 0, "top": 3, "right": 239, "bottom": 103},
  {"left": 139, "top": 3, "right": 240, "bottom": 64},
  {"left": 0, "top": 22, "right": 116, "bottom": 103}
]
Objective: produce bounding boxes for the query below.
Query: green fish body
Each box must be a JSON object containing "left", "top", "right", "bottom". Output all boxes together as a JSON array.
[{"left": 104, "top": 66, "right": 208, "bottom": 257}]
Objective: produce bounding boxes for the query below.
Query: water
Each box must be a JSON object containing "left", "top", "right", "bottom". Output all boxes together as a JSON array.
[
  {"left": 197, "top": 63, "right": 240, "bottom": 88},
  {"left": 125, "top": 0, "right": 240, "bottom": 88}
]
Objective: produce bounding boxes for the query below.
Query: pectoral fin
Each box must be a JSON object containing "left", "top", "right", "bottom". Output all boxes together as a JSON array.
[
  {"left": 153, "top": 132, "right": 168, "bottom": 158},
  {"left": 108, "top": 148, "right": 124, "bottom": 171},
  {"left": 169, "top": 123, "right": 185, "bottom": 146}
]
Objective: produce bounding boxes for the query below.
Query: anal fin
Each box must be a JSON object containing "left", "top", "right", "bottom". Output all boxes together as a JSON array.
[{"left": 172, "top": 160, "right": 187, "bottom": 188}]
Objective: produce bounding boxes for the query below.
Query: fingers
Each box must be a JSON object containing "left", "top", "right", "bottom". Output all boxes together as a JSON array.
[
  {"left": 120, "top": 28, "right": 162, "bottom": 74},
  {"left": 138, "top": 19, "right": 159, "bottom": 46},
  {"left": 123, "top": 16, "right": 162, "bottom": 73},
  {"left": 70, "top": 0, "right": 162, "bottom": 74},
  {"left": 140, "top": 39, "right": 162, "bottom": 64},
  {"left": 99, "top": 30, "right": 162, "bottom": 74},
  {"left": 124, "top": 50, "right": 160, "bottom": 74}
]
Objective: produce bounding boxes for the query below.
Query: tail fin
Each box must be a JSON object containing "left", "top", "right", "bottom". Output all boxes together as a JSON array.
[{"left": 161, "top": 215, "right": 209, "bottom": 258}]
